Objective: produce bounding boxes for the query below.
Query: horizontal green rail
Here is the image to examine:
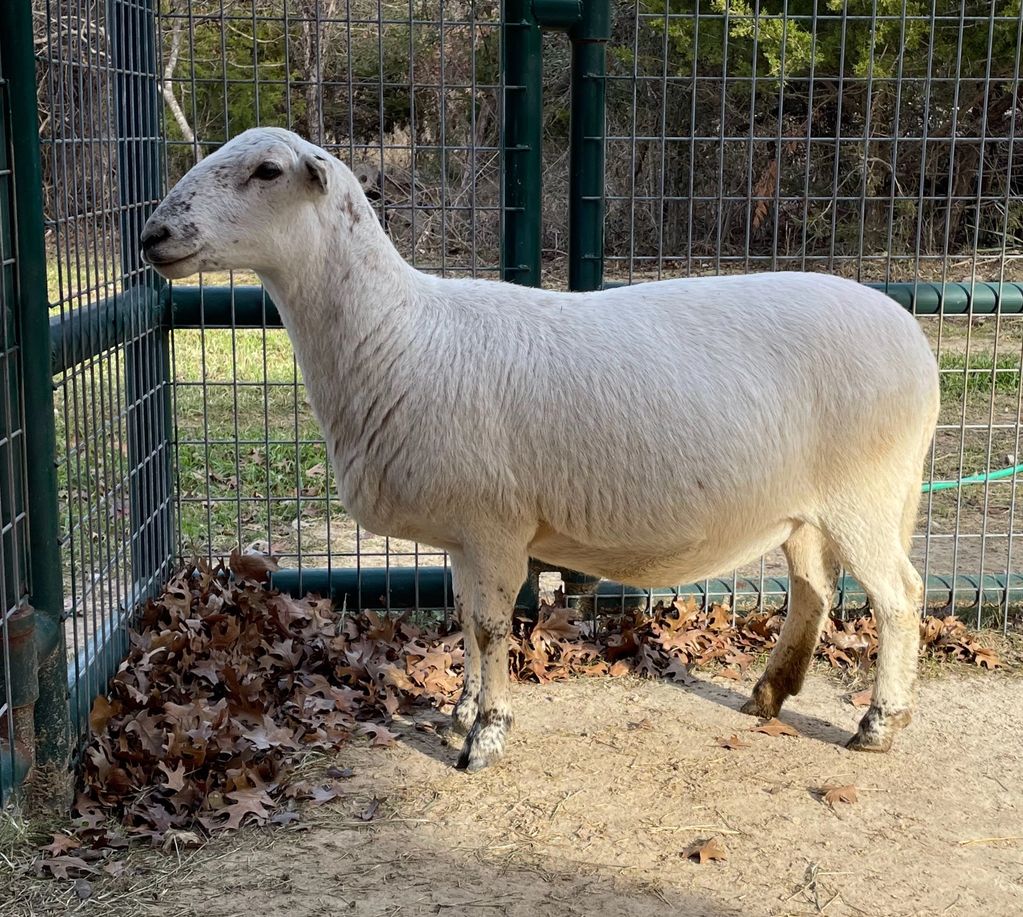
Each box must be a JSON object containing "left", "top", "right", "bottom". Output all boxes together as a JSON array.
[
  {"left": 165, "top": 280, "right": 1023, "bottom": 331},
  {"left": 599, "top": 279, "right": 1023, "bottom": 315},
  {"left": 43, "top": 279, "right": 1023, "bottom": 369},
  {"left": 271, "top": 566, "right": 1023, "bottom": 615},
  {"left": 49, "top": 286, "right": 164, "bottom": 374},
  {"left": 169, "top": 284, "right": 281, "bottom": 328}
]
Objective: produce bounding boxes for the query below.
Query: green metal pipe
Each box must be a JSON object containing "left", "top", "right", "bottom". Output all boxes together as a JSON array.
[
  {"left": 161, "top": 280, "right": 1023, "bottom": 335},
  {"left": 567, "top": 0, "right": 610, "bottom": 293},
  {"left": 40, "top": 276, "right": 1023, "bottom": 380},
  {"left": 532, "top": 0, "right": 582, "bottom": 29},
  {"left": 883, "top": 280, "right": 1023, "bottom": 315},
  {"left": 598, "top": 279, "right": 1023, "bottom": 315},
  {"left": 2, "top": 0, "right": 71, "bottom": 774},
  {"left": 501, "top": 0, "right": 544, "bottom": 287},
  {"left": 170, "top": 284, "right": 282, "bottom": 328},
  {"left": 50, "top": 287, "right": 164, "bottom": 375},
  {"left": 272, "top": 566, "right": 1023, "bottom": 616}
]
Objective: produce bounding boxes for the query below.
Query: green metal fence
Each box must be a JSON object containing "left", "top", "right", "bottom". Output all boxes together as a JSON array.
[
  {"left": 3, "top": 0, "right": 1023, "bottom": 805},
  {"left": 0, "top": 40, "right": 35, "bottom": 805}
]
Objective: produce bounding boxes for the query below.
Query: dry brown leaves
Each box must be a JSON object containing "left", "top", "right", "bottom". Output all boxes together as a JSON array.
[
  {"left": 821, "top": 784, "right": 859, "bottom": 807},
  {"left": 847, "top": 688, "right": 874, "bottom": 708},
  {"left": 45, "top": 569, "right": 998, "bottom": 876},
  {"left": 682, "top": 836, "right": 729, "bottom": 864},
  {"left": 715, "top": 734, "right": 751, "bottom": 750},
  {"left": 752, "top": 718, "right": 801, "bottom": 738},
  {"left": 48, "top": 557, "right": 465, "bottom": 875}
]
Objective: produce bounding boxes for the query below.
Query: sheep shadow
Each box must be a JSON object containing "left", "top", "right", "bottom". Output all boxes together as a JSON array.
[
  {"left": 392, "top": 669, "right": 855, "bottom": 770},
  {"left": 657, "top": 671, "right": 855, "bottom": 747}
]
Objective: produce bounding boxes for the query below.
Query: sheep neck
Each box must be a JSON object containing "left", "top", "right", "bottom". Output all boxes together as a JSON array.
[{"left": 257, "top": 198, "right": 417, "bottom": 447}]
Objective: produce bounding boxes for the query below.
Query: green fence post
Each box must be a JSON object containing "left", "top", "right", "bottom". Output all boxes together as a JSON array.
[
  {"left": 501, "top": 0, "right": 544, "bottom": 288},
  {"left": 110, "top": 0, "right": 174, "bottom": 610},
  {"left": 502, "top": 0, "right": 545, "bottom": 609},
  {"left": 1, "top": 0, "right": 72, "bottom": 781},
  {"left": 567, "top": 0, "right": 609, "bottom": 293},
  {"left": 562, "top": 0, "right": 610, "bottom": 607}
]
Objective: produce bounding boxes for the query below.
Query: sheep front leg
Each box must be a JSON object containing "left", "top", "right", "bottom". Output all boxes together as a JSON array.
[
  {"left": 449, "top": 592, "right": 480, "bottom": 737},
  {"left": 454, "top": 549, "right": 526, "bottom": 772}
]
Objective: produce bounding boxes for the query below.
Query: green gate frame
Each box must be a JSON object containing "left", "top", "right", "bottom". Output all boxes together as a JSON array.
[
  {"left": 2, "top": 0, "right": 72, "bottom": 796},
  {"left": 1, "top": 0, "right": 175, "bottom": 801}
]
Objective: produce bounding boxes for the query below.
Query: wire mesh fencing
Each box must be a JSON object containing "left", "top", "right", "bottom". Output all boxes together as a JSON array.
[
  {"left": 151, "top": 0, "right": 1023, "bottom": 624},
  {"left": 597, "top": 2, "right": 1023, "bottom": 618},
  {"left": 160, "top": 0, "right": 504, "bottom": 615},
  {"left": 37, "top": 0, "right": 175, "bottom": 744}
]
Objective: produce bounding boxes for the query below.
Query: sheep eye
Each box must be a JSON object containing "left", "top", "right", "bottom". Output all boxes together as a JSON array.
[{"left": 252, "top": 161, "right": 283, "bottom": 181}]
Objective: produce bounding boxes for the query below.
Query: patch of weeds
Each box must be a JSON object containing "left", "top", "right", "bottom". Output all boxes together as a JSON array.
[{"left": 939, "top": 351, "right": 1021, "bottom": 402}]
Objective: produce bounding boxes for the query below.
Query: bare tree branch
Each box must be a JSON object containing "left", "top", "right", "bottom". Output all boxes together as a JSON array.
[{"left": 161, "top": 7, "right": 202, "bottom": 162}]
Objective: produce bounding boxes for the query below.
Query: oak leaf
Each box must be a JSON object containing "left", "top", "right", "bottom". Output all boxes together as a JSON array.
[
  {"left": 848, "top": 688, "right": 873, "bottom": 708},
  {"left": 752, "top": 718, "right": 800, "bottom": 738},
  {"left": 663, "top": 658, "right": 693, "bottom": 684},
  {"left": 221, "top": 787, "right": 275, "bottom": 830},
  {"left": 228, "top": 547, "right": 279, "bottom": 583},
  {"left": 358, "top": 723, "right": 398, "bottom": 746},
  {"left": 716, "top": 734, "right": 750, "bottom": 750},
  {"left": 822, "top": 784, "right": 859, "bottom": 806},
  {"left": 89, "top": 696, "right": 118, "bottom": 735},
  {"left": 682, "top": 836, "right": 728, "bottom": 864},
  {"left": 158, "top": 760, "right": 187, "bottom": 792},
  {"left": 974, "top": 648, "right": 1002, "bottom": 669},
  {"left": 41, "top": 833, "right": 81, "bottom": 857},
  {"left": 36, "top": 857, "right": 97, "bottom": 880},
  {"left": 309, "top": 783, "right": 343, "bottom": 805}
]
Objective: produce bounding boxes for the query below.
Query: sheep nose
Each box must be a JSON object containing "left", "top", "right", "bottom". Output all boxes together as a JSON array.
[{"left": 140, "top": 222, "right": 171, "bottom": 251}]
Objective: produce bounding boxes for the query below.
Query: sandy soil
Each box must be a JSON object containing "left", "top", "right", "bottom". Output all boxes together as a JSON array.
[{"left": 100, "top": 668, "right": 1023, "bottom": 917}]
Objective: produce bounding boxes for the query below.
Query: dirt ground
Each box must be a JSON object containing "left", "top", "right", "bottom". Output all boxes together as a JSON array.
[{"left": 18, "top": 666, "right": 1016, "bottom": 917}]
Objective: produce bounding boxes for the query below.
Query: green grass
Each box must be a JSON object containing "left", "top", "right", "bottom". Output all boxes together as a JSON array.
[
  {"left": 939, "top": 351, "right": 1022, "bottom": 402},
  {"left": 46, "top": 260, "right": 343, "bottom": 584},
  {"left": 170, "top": 327, "right": 336, "bottom": 552},
  {"left": 52, "top": 321, "right": 337, "bottom": 579}
]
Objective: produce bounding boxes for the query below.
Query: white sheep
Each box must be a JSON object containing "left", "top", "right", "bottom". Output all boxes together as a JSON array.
[{"left": 142, "top": 128, "right": 940, "bottom": 771}]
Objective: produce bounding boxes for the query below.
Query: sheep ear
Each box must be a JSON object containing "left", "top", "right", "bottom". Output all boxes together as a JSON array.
[{"left": 302, "top": 153, "right": 329, "bottom": 194}]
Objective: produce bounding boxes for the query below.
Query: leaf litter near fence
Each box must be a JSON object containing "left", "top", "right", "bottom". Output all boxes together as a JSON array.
[{"left": 34, "top": 557, "right": 1001, "bottom": 877}]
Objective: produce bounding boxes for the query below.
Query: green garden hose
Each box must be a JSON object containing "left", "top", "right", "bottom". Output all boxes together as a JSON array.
[{"left": 922, "top": 462, "right": 1023, "bottom": 493}]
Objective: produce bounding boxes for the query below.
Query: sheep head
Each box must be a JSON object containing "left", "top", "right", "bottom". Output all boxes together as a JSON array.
[{"left": 141, "top": 127, "right": 346, "bottom": 280}]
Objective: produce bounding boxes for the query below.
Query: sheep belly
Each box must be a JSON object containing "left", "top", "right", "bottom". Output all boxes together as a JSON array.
[{"left": 528, "top": 519, "right": 797, "bottom": 587}]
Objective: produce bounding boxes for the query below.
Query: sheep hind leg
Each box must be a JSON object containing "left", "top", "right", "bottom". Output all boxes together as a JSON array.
[
  {"left": 455, "top": 548, "right": 528, "bottom": 772},
  {"left": 828, "top": 521, "right": 922, "bottom": 752},
  {"left": 741, "top": 524, "right": 838, "bottom": 719}
]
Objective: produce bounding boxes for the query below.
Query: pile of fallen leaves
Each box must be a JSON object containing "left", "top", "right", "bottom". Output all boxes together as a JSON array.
[
  {"left": 39, "top": 556, "right": 1000, "bottom": 877},
  {"left": 509, "top": 597, "right": 1001, "bottom": 685}
]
